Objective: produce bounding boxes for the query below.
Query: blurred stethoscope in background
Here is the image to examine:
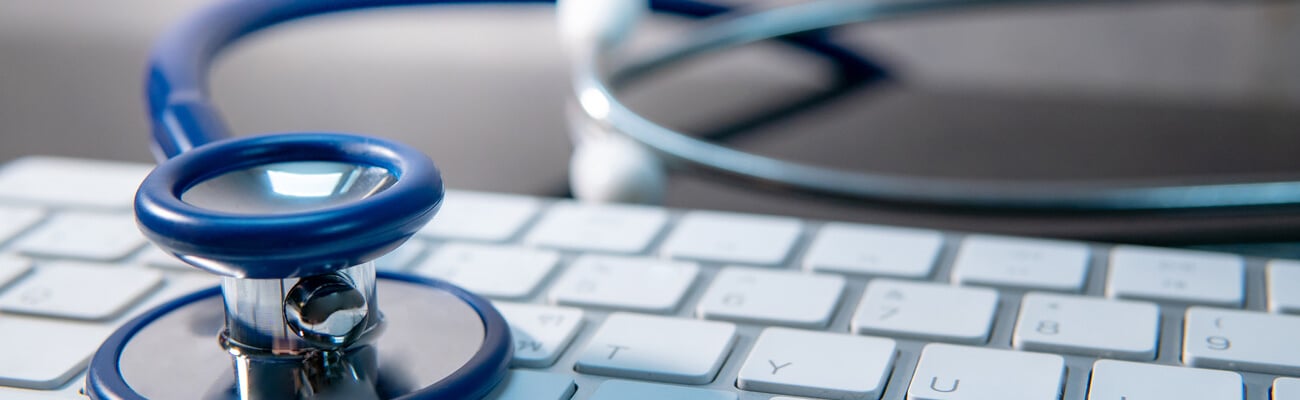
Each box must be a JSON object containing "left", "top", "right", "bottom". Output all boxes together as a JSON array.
[{"left": 85, "top": 0, "right": 1300, "bottom": 399}]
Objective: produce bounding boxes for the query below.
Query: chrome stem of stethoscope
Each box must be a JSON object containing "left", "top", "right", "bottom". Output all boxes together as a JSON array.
[{"left": 218, "top": 263, "right": 383, "bottom": 400}]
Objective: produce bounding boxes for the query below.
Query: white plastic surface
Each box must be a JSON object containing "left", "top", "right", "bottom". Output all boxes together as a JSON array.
[
  {"left": 525, "top": 202, "right": 667, "bottom": 253},
  {"left": 1013, "top": 292, "right": 1160, "bottom": 360},
  {"left": 1087, "top": 360, "right": 1242, "bottom": 400},
  {"left": 0, "top": 262, "right": 162, "bottom": 320},
  {"left": 696, "top": 267, "right": 844, "bottom": 328},
  {"left": 1268, "top": 259, "right": 1300, "bottom": 314},
  {"left": 1183, "top": 307, "right": 1300, "bottom": 376},
  {"left": 804, "top": 223, "right": 942, "bottom": 278},
  {"left": 0, "top": 254, "right": 32, "bottom": 289},
  {"left": 13, "top": 211, "right": 144, "bottom": 261},
  {"left": 0, "top": 315, "right": 114, "bottom": 390},
  {"left": 0, "top": 205, "right": 43, "bottom": 245},
  {"left": 419, "top": 190, "right": 540, "bottom": 242},
  {"left": 587, "top": 380, "right": 736, "bottom": 400},
  {"left": 0, "top": 157, "right": 150, "bottom": 209},
  {"left": 661, "top": 211, "right": 802, "bottom": 266},
  {"left": 1107, "top": 245, "right": 1244, "bottom": 307},
  {"left": 549, "top": 255, "right": 697, "bottom": 313},
  {"left": 494, "top": 302, "right": 585, "bottom": 368},
  {"left": 852, "top": 279, "right": 998, "bottom": 344},
  {"left": 485, "top": 370, "right": 576, "bottom": 400},
  {"left": 416, "top": 243, "right": 558, "bottom": 300},
  {"left": 907, "top": 344, "right": 1064, "bottom": 400},
  {"left": 575, "top": 313, "right": 735, "bottom": 385},
  {"left": 952, "top": 235, "right": 1090, "bottom": 291},
  {"left": 737, "top": 328, "right": 896, "bottom": 400}
]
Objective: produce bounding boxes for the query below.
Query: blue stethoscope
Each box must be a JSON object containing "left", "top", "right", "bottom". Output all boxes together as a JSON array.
[{"left": 83, "top": 1, "right": 875, "bottom": 399}]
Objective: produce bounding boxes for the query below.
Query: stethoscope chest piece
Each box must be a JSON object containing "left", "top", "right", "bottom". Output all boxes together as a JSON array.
[{"left": 86, "top": 133, "right": 511, "bottom": 400}]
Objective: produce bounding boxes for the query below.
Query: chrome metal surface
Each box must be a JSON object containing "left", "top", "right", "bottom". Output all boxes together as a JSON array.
[
  {"left": 221, "top": 263, "right": 378, "bottom": 353},
  {"left": 116, "top": 278, "right": 487, "bottom": 400},
  {"left": 181, "top": 161, "right": 395, "bottom": 215},
  {"left": 284, "top": 273, "right": 372, "bottom": 349}
]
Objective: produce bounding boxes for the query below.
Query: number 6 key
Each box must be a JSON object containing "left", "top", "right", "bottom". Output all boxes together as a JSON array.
[{"left": 1183, "top": 307, "right": 1300, "bottom": 376}]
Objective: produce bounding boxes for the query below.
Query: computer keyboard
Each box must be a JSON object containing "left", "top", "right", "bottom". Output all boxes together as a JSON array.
[{"left": 0, "top": 156, "right": 1298, "bottom": 400}]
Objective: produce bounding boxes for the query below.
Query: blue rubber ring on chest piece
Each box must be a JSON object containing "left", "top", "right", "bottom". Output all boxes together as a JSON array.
[
  {"left": 135, "top": 133, "right": 444, "bottom": 279},
  {"left": 86, "top": 272, "right": 513, "bottom": 400}
]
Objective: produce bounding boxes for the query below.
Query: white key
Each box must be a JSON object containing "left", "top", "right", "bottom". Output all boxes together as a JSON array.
[
  {"left": 1107, "top": 246, "right": 1243, "bottom": 307},
  {"left": 493, "top": 302, "right": 584, "bottom": 367},
  {"left": 121, "top": 274, "right": 221, "bottom": 322},
  {"left": 804, "top": 223, "right": 942, "bottom": 278},
  {"left": 13, "top": 211, "right": 145, "bottom": 261},
  {"left": 1183, "top": 307, "right": 1300, "bottom": 376},
  {"left": 486, "top": 370, "right": 576, "bottom": 400},
  {"left": 588, "top": 380, "right": 737, "bottom": 400},
  {"left": 0, "top": 156, "right": 151, "bottom": 209},
  {"left": 576, "top": 313, "right": 735, "bottom": 385},
  {"left": 525, "top": 202, "right": 667, "bottom": 254},
  {"left": 374, "top": 240, "right": 426, "bottom": 272},
  {"left": 737, "top": 328, "right": 896, "bottom": 400},
  {"left": 1277, "top": 377, "right": 1300, "bottom": 400},
  {"left": 0, "top": 254, "right": 33, "bottom": 288},
  {"left": 0, "top": 262, "right": 163, "bottom": 320},
  {"left": 661, "top": 211, "right": 802, "bottom": 266},
  {"left": 1013, "top": 292, "right": 1160, "bottom": 360},
  {"left": 696, "top": 267, "right": 844, "bottom": 328},
  {"left": 138, "top": 245, "right": 194, "bottom": 272},
  {"left": 549, "top": 255, "right": 697, "bottom": 313},
  {"left": 852, "top": 279, "right": 999, "bottom": 344},
  {"left": 907, "top": 344, "right": 1064, "bottom": 400},
  {"left": 951, "top": 235, "right": 1090, "bottom": 292},
  {"left": 1268, "top": 259, "right": 1300, "bottom": 314},
  {"left": 0, "top": 205, "right": 43, "bottom": 244},
  {"left": 419, "top": 190, "right": 540, "bottom": 242},
  {"left": 415, "top": 243, "right": 558, "bottom": 300},
  {"left": 0, "top": 315, "right": 115, "bottom": 389},
  {"left": 1087, "top": 360, "right": 1242, "bottom": 400}
]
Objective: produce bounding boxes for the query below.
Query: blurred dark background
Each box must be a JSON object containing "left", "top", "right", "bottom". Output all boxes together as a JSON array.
[{"left": 2, "top": 0, "right": 1299, "bottom": 244}]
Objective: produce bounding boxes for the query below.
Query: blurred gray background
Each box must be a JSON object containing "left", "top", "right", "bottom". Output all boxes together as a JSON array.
[{"left": 2, "top": 0, "right": 1299, "bottom": 242}]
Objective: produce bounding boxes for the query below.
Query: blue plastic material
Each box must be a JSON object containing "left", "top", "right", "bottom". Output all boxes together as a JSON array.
[
  {"left": 136, "top": 133, "right": 443, "bottom": 279},
  {"left": 86, "top": 272, "right": 515, "bottom": 400}
]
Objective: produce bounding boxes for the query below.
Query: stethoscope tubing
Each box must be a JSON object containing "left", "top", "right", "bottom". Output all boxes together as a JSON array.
[{"left": 577, "top": 0, "right": 1300, "bottom": 212}]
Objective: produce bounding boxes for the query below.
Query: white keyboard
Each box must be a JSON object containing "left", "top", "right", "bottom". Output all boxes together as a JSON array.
[{"left": 1, "top": 156, "right": 1299, "bottom": 400}]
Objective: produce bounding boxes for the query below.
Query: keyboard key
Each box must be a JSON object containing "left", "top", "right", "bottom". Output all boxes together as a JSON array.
[
  {"left": 1087, "top": 360, "right": 1242, "bottom": 400},
  {"left": 907, "top": 344, "right": 1064, "bottom": 400},
  {"left": 803, "top": 223, "right": 942, "bottom": 278},
  {"left": 415, "top": 243, "right": 558, "bottom": 300},
  {"left": 951, "top": 235, "right": 1090, "bottom": 292},
  {"left": 0, "top": 254, "right": 33, "bottom": 288},
  {"left": 852, "top": 279, "right": 998, "bottom": 344},
  {"left": 1183, "top": 307, "right": 1300, "bottom": 376},
  {"left": 1268, "top": 259, "right": 1300, "bottom": 314},
  {"left": 588, "top": 380, "right": 736, "bottom": 400},
  {"left": 524, "top": 202, "right": 667, "bottom": 253},
  {"left": 120, "top": 274, "right": 220, "bottom": 322},
  {"left": 419, "top": 190, "right": 540, "bottom": 242},
  {"left": 494, "top": 302, "right": 584, "bottom": 368},
  {"left": 374, "top": 240, "right": 426, "bottom": 272},
  {"left": 661, "top": 211, "right": 801, "bottom": 266},
  {"left": 1013, "top": 292, "right": 1159, "bottom": 360},
  {"left": 549, "top": 255, "right": 697, "bottom": 313},
  {"left": 0, "top": 262, "right": 163, "bottom": 321},
  {"left": 576, "top": 313, "right": 735, "bottom": 385},
  {"left": 0, "top": 315, "right": 114, "bottom": 389},
  {"left": 13, "top": 211, "right": 145, "bottom": 261},
  {"left": 1277, "top": 377, "right": 1300, "bottom": 400},
  {"left": 0, "top": 205, "right": 43, "bottom": 245},
  {"left": 696, "top": 267, "right": 844, "bottom": 329},
  {"left": 0, "top": 157, "right": 150, "bottom": 209},
  {"left": 485, "top": 370, "right": 576, "bottom": 400},
  {"left": 737, "top": 328, "right": 896, "bottom": 400},
  {"left": 1107, "top": 246, "right": 1243, "bottom": 307}
]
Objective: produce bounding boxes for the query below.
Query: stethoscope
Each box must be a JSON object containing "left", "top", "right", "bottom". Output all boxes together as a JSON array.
[{"left": 83, "top": 0, "right": 872, "bottom": 399}]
